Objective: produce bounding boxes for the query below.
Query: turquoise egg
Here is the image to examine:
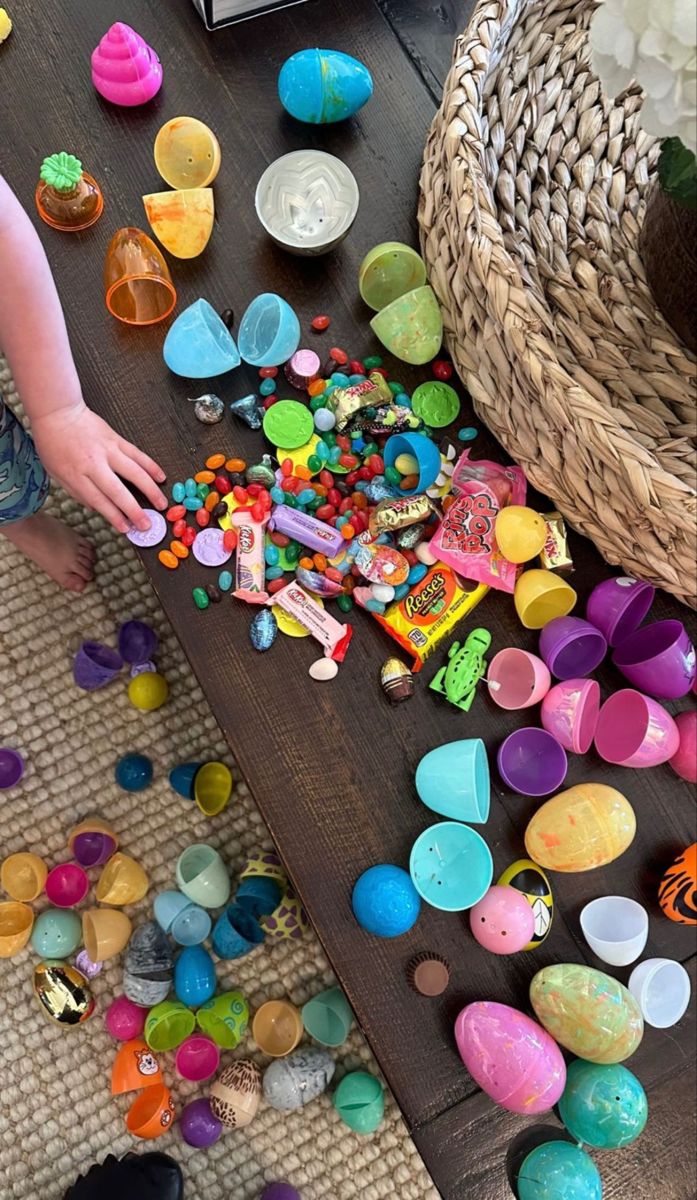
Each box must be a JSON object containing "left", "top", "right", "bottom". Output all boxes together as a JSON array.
[
  {"left": 278, "top": 49, "right": 373, "bottom": 124},
  {"left": 518, "top": 1142, "right": 602, "bottom": 1200},
  {"left": 31, "top": 909, "right": 82, "bottom": 959},
  {"left": 559, "top": 1059, "right": 648, "bottom": 1149},
  {"left": 169, "top": 762, "right": 203, "bottom": 800},
  {"left": 174, "top": 945, "right": 217, "bottom": 1008}
]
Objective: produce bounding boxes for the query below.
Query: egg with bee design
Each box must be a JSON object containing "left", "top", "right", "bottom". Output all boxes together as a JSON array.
[{"left": 497, "top": 859, "right": 553, "bottom": 949}]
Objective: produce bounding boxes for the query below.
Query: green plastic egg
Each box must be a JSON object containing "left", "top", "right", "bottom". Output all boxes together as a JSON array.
[
  {"left": 558, "top": 1060, "right": 648, "bottom": 1149},
  {"left": 530, "top": 964, "right": 643, "bottom": 1064},
  {"left": 518, "top": 1142, "right": 602, "bottom": 1200},
  {"left": 333, "top": 1070, "right": 384, "bottom": 1134}
]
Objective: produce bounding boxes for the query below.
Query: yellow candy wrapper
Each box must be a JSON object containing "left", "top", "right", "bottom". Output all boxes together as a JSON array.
[{"left": 372, "top": 563, "right": 488, "bottom": 671}]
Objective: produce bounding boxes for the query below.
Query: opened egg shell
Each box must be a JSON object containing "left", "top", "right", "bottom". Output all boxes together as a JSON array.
[
  {"left": 209, "top": 1060, "right": 262, "bottom": 1128},
  {"left": 33, "top": 961, "right": 95, "bottom": 1027},
  {"left": 497, "top": 859, "right": 553, "bottom": 949},
  {"left": 530, "top": 964, "right": 643, "bottom": 1063},
  {"left": 454, "top": 1001, "right": 566, "bottom": 1114},
  {"left": 658, "top": 842, "right": 697, "bottom": 925},
  {"left": 262, "top": 1047, "right": 335, "bottom": 1111},
  {"left": 524, "top": 783, "right": 635, "bottom": 872},
  {"left": 278, "top": 49, "right": 373, "bottom": 125}
]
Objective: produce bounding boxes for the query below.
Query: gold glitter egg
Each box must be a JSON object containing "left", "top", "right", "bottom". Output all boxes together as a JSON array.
[{"left": 33, "top": 961, "right": 95, "bottom": 1027}]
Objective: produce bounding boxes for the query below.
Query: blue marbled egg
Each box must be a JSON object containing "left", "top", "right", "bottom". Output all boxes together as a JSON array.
[
  {"left": 278, "top": 49, "right": 373, "bottom": 124},
  {"left": 250, "top": 609, "right": 278, "bottom": 652}
]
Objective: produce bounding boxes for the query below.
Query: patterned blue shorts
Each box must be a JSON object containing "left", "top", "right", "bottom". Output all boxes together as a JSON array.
[{"left": 0, "top": 401, "right": 49, "bottom": 525}]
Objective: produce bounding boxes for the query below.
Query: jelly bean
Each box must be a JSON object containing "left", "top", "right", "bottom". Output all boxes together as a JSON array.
[
  {"left": 308, "top": 379, "right": 327, "bottom": 396},
  {"left": 349, "top": 360, "right": 366, "bottom": 375},
  {"left": 280, "top": 459, "right": 293, "bottom": 477},
  {"left": 357, "top": 466, "right": 372, "bottom": 482},
  {"left": 206, "top": 453, "right": 226, "bottom": 470},
  {"left": 400, "top": 394, "right": 412, "bottom": 408},
  {"left": 337, "top": 594, "right": 353, "bottom": 612},
  {"left": 171, "top": 540, "right": 189, "bottom": 559},
  {"left": 226, "top": 458, "right": 247, "bottom": 472},
  {"left": 388, "top": 380, "right": 405, "bottom": 395},
  {"left": 298, "top": 489, "right": 316, "bottom": 506},
  {"left": 325, "top": 567, "right": 343, "bottom": 584},
  {"left": 285, "top": 542, "right": 301, "bottom": 563},
  {"left": 223, "top": 529, "right": 238, "bottom": 552},
  {"left": 311, "top": 314, "right": 331, "bottom": 332},
  {"left": 458, "top": 427, "right": 478, "bottom": 442},
  {"left": 184, "top": 478, "right": 197, "bottom": 497},
  {"left": 259, "top": 366, "right": 278, "bottom": 379},
  {"left": 341, "top": 524, "right": 356, "bottom": 540},
  {"left": 212, "top": 502, "right": 228, "bottom": 521},
  {"left": 314, "top": 410, "right": 336, "bottom": 433},
  {"left": 181, "top": 525, "right": 197, "bottom": 548},
  {"left": 270, "top": 531, "right": 290, "bottom": 548},
  {"left": 233, "top": 486, "right": 249, "bottom": 503},
  {"left": 395, "top": 453, "right": 419, "bottom": 475},
  {"left": 329, "top": 447, "right": 342, "bottom": 464},
  {"left": 284, "top": 493, "right": 297, "bottom": 508},
  {"left": 171, "top": 518, "right": 187, "bottom": 538},
  {"left": 400, "top": 474, "right": 420, "bottom": 491},
  {"left": 363, "top": 355, "right": 383, "bottom": 369},
  {"left": 260, "top": 378, "right": 276, "bottom": 396},
  {"left": 263, "top": 396, "right": 277, "bottom": 410},
  {"left": 336, "top": 515, "right": 347, "bottom": 529},
  {"left": 348, "top": 374, "right": 365, "bottom": 386},
  {"left": 172, "top": 482, "right": 186, "bottom": 503},
  {"left": 195, "top": 507, "right": 211, "bottom": 528},
  {"left": 319, "top": 469, "right": 334, "bottom": 488},
  {"left": 317, "top": 443, "right": 330, "bottom": 463},
  {"left": 339, "top": 497, "right": 353, "bottom": 515},
  {"left": 268, "top": 577, "right": 287, "bottom": 595},
  {"left": 296, "top": 465, "right": 312, "bottom": 481},
  {"left": 362, "top": 442, "right": 379, "bottom": 458},
  {"left": 196, "top": 483, "right": 210, "bottom": 500},
  {"left": 192, "top": 587, "right": 209, "bottom": 610},
  {"left": 218, "top": 570, "right": 233, "bottom": 592},
  {"left": 206, "top": 584, "right": 222, "bottom": 603},
  {"left": 323, "top": 357, "right": 338, "bottom": 376},
  {"left": 383, "top": 464, "right": 402, "bottom": 486},
  {"left": 403, "top": 549, "right": 418, "bottom": 566},
  {"left": 364, "top": 598, "right": 385, "bottom": 614},
  {"left": 251, "top": 502, "right": 265, "bottom": 522},
  {"left": 307, "top": 454, "right": 322, "bottom": 473},
  {"left": 166, "top": 504, "right": 186, "bottom": 522},
  {"left": 265, "top": 544, "right": 280, "bottom": 566},
  {"left": 310, "top": 396, "right": 327, "bottom": 413},
  {"left": 393, "top": 582, "right": 410, "bottom": 602},
  {"left": 183, "top": 497, "right": 203, "bottom": 511},
  {"left": 408, "top": 563, "right": 428, "bottom": 586},
  {"left": 313, "top": 553, "right": 328, "bottom": 572},
  {"left": 352, "top": 492, "right": 368, "bottom": 509},
  {"left": 432, "top": 359, "right": 453, "bottom": 381},
  {"left": 195, "top": 470, "right": 215, "bottom": 485},
  {"left": 265, "top": 566, "right": 285, "bottom": 581},
  {"left": 331, "top": 372, "right": 350, "bottom": 388},
  {"left": 308, "top": 496, "right": 323, "bottom": 512},
  {"left": 158, "top": 550, "right": 179, "bottom": 569},
  {"left": 247, "top": 483, "right": 262, "bottom": 497},
  {"left": 315, "top": 504, "right": 336, "bottom": 521},
  {"left": 213, "top": 475, "right": 230, "bottom": 496},
  {"left": 205, "top": 490, "right": 221, "bottom": 512},
  {"left": 336, "top": 435, "right": 350, "bottom": 452},
  {"left": 339, "top": 454, "right": 359, "bottom": 469},
  {"left": 281, "top": 478, "right": 297, "bottom": 493},
  {"left": 329, "top": 347, "right": 348, "bottom": 365},
  {"left": 370, "top": 367, "right": 389, "bottom": 379},
  {"left": 299, "top": 557, "right": 314, "bottom": 570},
  {"left": 323, "top": 383, "right": 337, "bottom": 397},
  {"left": 270, "top": 487, "right": 285, "bottom": 504}
]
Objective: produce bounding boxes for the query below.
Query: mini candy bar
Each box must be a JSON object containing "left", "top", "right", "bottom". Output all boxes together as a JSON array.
[
  {"left": 326, "top": 372, "right": 392, "bottom": 431},
  {"left": 356, "top": 404, "right": 421, "bottom": 437},
  {"left": 539, "top": 511, "right": 574, "bottom": 572},
  {"left": 231, "top": 511, "right": 269, "bottom": 604},
  {"left": 369, "top": 494, "right": 437, "bottom": 537},
  {"left": 268, "top": 582, "right": 353, "bottom": 661},
  {"left": 369, "top": 562, "right": 488, "bottom": 671},
  {"left": 268, "top": 506, "right": 345, "bottom": 557}
]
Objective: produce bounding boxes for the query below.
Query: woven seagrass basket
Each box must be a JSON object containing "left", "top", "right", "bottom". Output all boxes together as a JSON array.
[{"left": 419, "top": 0, "right": 697, "bottom": 607}]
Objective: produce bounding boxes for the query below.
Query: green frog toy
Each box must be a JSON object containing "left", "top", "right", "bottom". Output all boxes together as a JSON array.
[{"left": 429, "top": 628, "right": 492, "bottom": 712}]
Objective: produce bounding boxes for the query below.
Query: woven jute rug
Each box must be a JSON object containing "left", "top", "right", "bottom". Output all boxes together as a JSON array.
[{"left": 0, "top": 358, "right": 437, "bottom": 1200}]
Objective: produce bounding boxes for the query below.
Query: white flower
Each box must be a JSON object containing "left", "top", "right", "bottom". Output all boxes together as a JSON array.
[{"left": 590, "top": 0, "right": 697, "bottom": 154}]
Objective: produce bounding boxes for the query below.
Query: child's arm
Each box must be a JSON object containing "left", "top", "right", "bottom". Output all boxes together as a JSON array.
[{"left": 0, "top": 174, "right": 166, "bottom": 533}]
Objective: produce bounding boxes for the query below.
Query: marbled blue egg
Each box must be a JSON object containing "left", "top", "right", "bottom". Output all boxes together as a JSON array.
[
  {"left": 278, "top": 49, "right": 373, "bottom": 124},
  {"left": 250, "top": 609, "right": 278, "bottom": 652}
]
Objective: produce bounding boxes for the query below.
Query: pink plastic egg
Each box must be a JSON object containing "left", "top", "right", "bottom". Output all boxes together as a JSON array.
[
  {"left": 455, "top": 1000, "right": 566, "bottom": 1114},
  {"left": 105, "top": 994, "right": 147, "bottom": 1041},
  {"left": 469, "top": 885, "right": 535, "bottom": 954},
  {"left": 669, "top": 711, "right": 697, "bottom": 783}
]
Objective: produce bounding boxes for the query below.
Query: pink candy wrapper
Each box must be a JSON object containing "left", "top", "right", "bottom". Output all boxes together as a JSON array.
[
  {"left": 232, "top": 511, "right": 269, "bottom": 604},
  {"left": 268, "top": 582, "right": 353, "bottom": 661},
  {"left": 429, "top": 452, "right": 526, "bottom": 593}
]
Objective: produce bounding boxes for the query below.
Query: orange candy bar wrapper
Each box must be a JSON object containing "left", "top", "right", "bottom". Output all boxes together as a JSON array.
[{"left": 371, "top": 563, "right": 488, "bottom": 671}]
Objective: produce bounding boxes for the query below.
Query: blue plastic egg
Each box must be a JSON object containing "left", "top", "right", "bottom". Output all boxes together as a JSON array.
[
  {"left": 278, "top": 49, "right": 373, "bottom": 124},
  {"left": 174, "top": 945, "right": 217, "bottom": 1008},
  {"left": 352, "top": 864, "right": 420, "bottom": 937},
  {"left": 163, "top": 299, "right": 240, "bottom": 378},
  {"left": 169, "top": 762, "right": 202, "bottom": 800},
  {"left": 518, "top": 1142, "right": 602, "bottom": 1200},
  {"left": 558, "top": 1059, "right": 648, "bottom": 1149},
  {"left": 115, "top": 753, "right": 153, "bottom": 792}
]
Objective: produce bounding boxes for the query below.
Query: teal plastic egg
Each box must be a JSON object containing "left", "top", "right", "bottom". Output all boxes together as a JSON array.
[
  {"left": 278, "top": 49, "right": 373, "bottom": 124},
  {"left": 31, "top": 908, "right": 82, "bottom": 959},
  {"left": 558, "top": 1060, "right": 648, "bottom": 1149},
  {"left": 518, "top": 1142, "right": 602, "bottom": 1200}
]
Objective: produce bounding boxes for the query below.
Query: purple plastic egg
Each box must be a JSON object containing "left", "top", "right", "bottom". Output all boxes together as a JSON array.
[
  {"left": 455, "top": 1000, "right": 566, "bottom": 1114},
  {"left": 118, "top": 620, "right": 158, "bottom": 665},
  {"left": 586, "top": 576, "right": 654, "bottom": 647},
  {"left": 179, "top": 1098, "right": 223, "bottom": 1148},
  {"left": 261, "top": 1186, "right": 302, "bottom": 1200},
  {"left": 612, "top": 619, "right": 696, "bottom": 700},
  {"left": 73, "top": 641, "right": 123, "bottom": 690},
  {"left": 72, "top": 831, "right": 117, "bottom": 868},
  {"left": 469, "top": 886, "right": 535, "bottom": 954}
]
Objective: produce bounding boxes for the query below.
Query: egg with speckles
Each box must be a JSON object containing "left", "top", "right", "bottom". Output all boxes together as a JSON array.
[
  {"left": 250, "top": 609, "right": 278, "bottom": 652},
  {"left": 530, "top": 964, "right": 643, "bottom": 1063},
  {"left": 454, "top": 1001, "right": 566, "bottom": 1114},
  {"left": 263, "top": 1047, "right": 335, "bottom": 1111},
  {"left": 210, "top": 1060, "right": 262, "bottom": 1129}
]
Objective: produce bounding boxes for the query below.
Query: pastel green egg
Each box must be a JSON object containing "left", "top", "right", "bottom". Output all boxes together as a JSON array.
[
  {"left": 518, "top": 1141, "right": 602, "bottom": 1200},
  {"left": 31, "top": 908, "right": 82, "bottom": 959},
  {"left": 530, "top": 964, "right": 643, "bottom": 1064},
  {"left": 558, "top": 1059, "right": 648, "bottom": 1149}
]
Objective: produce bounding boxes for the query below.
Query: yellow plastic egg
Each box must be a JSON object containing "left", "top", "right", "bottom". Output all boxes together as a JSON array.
[
  {"left": 525, "top": 783, "right": 635, "bottom": 872},
  {"left": 142, "top": 188, "right": 214, "bottom": 259},
  {"left": 128, "top": 672, "right": 169, "bottom": 712},
  {"left": 495, "top": 506, "right": 547, "bottom": 564},
  {"left": 530, "top": 964, "right": 643, "bottom": 1063}
]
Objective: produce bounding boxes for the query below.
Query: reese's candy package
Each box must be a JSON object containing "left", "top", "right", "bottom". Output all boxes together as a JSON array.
[{"left": 370, "top": 563, "right": 488, "bottom": 671}]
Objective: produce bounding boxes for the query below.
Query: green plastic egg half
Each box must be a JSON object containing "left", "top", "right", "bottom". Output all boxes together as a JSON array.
[
  {"left": 518, "top": 1142, "right": 602, "bottom": 1200},
  {"left": 558, "top": 1060, "right": 648, "bottom": 1149},
  {"left": 333, "top": 1070, "right": 384, "bottom": 1134}
]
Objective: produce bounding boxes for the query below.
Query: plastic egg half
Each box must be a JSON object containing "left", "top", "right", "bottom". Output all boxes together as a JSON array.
[
  {"left": 209, "top": 1060, "right": 262, "bottom": 1129},
  {"left": 530, "top": 964, "right": 643, "bottom": 1063},
  {"left": 469, "top": 886, "right": 535, "bottom": 954},
  {"left": 454, "top": 1001, "right": 566, "bottom": 1114},
  {"left": 518, "top": 1141, "right": 602, "bottom": 1200},
  {"left": 278, "top": 48, "right": 373, "bottom": 124},
  {"left": 558, "top": 1059, "right": 648, "bottom": 1149},
  {"left": 525, "top": 783, "right": 635, "bottom": 872},
  {"left": 497, "top": 859, "right": 553, "bottom": 949}
]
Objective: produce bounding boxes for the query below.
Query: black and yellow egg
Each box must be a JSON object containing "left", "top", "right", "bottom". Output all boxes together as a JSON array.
[
  {"left": 33, "top": 961, "right": 95, "bottom": 1027},
  {"left": 497, "top": 859, "right": 553, "bottom": 949}
]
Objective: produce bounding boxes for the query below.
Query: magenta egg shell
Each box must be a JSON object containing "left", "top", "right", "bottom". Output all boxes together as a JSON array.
[
  {"left": 469, "top": 886, "right": 535, "bottom": 954},
  {"left": 669, "top": 711, "right": 697, "bottom": 783},
  {"left": 455, "top": 1000, "right": 566, "bottom": 1114}
]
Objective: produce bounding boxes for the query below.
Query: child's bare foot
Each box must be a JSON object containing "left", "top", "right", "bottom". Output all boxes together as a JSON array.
[{"left": 1, "top": 511, "right": 95, "bottom": 592}]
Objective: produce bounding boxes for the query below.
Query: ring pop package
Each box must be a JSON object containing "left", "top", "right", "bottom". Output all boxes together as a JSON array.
[
  {"left": 429, "top": 452, "right": 526, "bottom": 593},
  {"left": 368, "top": 562, "right": 488, "bottom": 671}
]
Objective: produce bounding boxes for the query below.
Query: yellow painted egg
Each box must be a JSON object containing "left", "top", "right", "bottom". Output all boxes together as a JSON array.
[
  {"left": 530, "top": 964, "right": 643, "bottom": 1063},
  {"left": 209, "top": 1059, "right": 262, "bottom": 1129},
  {"left": 33, "top": 961, "right": 95, "bottom": 1027},
  {"left": 524, "top": 783, "right": 635, "bottom": 872},
  {"left": 497, "top": 859, "right": 553, "bottom": 949}
]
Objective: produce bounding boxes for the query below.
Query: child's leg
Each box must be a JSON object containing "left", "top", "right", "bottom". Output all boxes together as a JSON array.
[{"left": 0, "top": 400, "right": 94, "bottom": 592}]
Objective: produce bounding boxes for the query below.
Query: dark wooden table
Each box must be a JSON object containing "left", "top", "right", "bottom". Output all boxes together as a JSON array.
[{"left": 2, "top": 2, "right": 695, "bottom": 1196}]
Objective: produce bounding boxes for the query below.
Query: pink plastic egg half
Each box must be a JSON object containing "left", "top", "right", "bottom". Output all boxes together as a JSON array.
[
  {"left": 455, "top": 1000, "right": 566, "bottom": 1114},
  {"left": 469, "top": 885, "right": 535, "bottom": 954}
]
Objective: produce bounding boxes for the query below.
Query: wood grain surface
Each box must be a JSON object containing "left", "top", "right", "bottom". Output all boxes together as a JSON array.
[{"left": 1, "top": 2, "right": 695, "bottom": 1196}]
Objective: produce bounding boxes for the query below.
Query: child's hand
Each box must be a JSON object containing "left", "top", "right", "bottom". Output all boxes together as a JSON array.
[{"left": 31, "top": 404, "right": 168, "bottom": 533}]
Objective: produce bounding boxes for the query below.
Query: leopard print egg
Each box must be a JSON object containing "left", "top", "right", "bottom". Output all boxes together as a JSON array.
[{"left": 210, "top": 1060, "right": 262, "bottom": 1128}]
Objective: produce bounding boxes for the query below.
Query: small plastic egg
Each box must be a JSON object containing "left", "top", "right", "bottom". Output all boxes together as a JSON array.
[
  {"left": 278, "top": 49, "right": 373, "bottom": 124},
  {"left": 209, "top": 1060, "right": 262, "bottom": 1128},
  {"left": 558, "top": 1059, "right": 648, "bottom": 1149},
  {"left": 530, "top": 964, "right": 643, "bottom": 1063},
  {"left": 352, "top": 865, "right": 420, "bottom": 937},
  {"left": 127, "top": 672, "right": 169, "bottom": 711},
  {"left": 517, "top": 1141, "right": 602, "bottom": 1200},
  {"left": 263, "top": 1047, "right": 335, "bottom": 1111},
  {"left": 333, "top": 1071, "right": 384, "bottom": 1134},
  {"left": 455, "top": 1001, "right": 566, "bottom": 1114},
  {"left": 469, "top": 885, "right": 535, "bottom": 954},
  {"left": 174, "top": 945, "right": 216, "bottom": 1008},
  {"left": 524, "top": 783, "right": 635, "bottom": 872},
  {"left": 115, "top": 753, "right": 153, "bottom": 792},
  {"left": 33, "top": 961, "right": 95, "bottom": 1026},
  {"left": 497, "top": 859, "right": 553, "bottom": 949}
]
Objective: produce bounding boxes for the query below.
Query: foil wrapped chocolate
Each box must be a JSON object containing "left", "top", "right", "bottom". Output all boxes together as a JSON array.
[
  {"left": 189, "top": 394, "right": 225, "bottom": 424},
  {"left": 250, "top": 609, "right": 278, "bottom": 652},
  {"left": 246, "top": 456, "right": 277, "bottom": 488},
  {"left": 326, "top": 373, "right": 392, "bottom": 431},
  {"left": 358, "top": 404, "right": 422, "bottom": 437},
  {"left": 380, "top": 658, "right": 414, "bottom": 703},
  {"left": 230, "top": 393, "right": 264, "bottom": 430},
  {"left": 540, "top": 511, "right": 574, "bottom": 572},
  {"left": 369, "top": 494, "right": 436, "bottom": 537}
]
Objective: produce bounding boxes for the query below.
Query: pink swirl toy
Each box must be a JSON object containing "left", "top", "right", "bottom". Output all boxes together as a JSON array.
[
  {"left": 91, "top": 23, "right": 163, "bottom": 107},
  {"left": 455, "top": 1000, "right": 566, "bottom": 1114}
]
